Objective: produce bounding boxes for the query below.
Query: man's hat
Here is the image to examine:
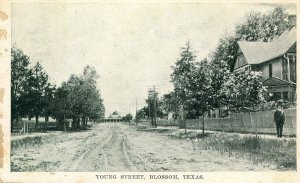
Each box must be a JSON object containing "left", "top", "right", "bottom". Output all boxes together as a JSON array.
[{"left": 277, "top": 99, "right": 283, "bottom": 107}]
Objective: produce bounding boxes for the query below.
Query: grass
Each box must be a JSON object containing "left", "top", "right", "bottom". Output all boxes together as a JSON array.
[
  {"left": 196, "top": 133, "right": 296, "bottom": 170},
  {"left": 146, "top": 124, "right": 296, "bottom": 170},
  {"left": 11, "top": 136, "right": 43, "bottom": 149}
]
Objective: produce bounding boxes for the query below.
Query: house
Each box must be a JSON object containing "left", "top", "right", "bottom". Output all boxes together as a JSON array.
[
  {"left": 102, "top": 113, "right": 122, "bottom": 122},
  {"left": 234, "top": 25, "right": 296, "bottom": 102}
]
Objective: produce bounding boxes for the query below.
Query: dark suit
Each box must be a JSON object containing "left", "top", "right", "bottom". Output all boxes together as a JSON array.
[{"left": 274, "top": 109, "right": 285, "bottom": 137}]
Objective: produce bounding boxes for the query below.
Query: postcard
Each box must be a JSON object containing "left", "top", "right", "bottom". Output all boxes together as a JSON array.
[{"left": 0, "top": 0, "right": 299, "bottom": 182}]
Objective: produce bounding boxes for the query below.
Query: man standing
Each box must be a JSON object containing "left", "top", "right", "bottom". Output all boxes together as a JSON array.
[{"left": 274, "top": 103, "right": 285, "bottom": 138}]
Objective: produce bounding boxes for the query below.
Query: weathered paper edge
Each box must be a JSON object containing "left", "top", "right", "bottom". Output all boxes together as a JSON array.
[{"left": 0, "top": 0, "right": 299, "bottom": 182}]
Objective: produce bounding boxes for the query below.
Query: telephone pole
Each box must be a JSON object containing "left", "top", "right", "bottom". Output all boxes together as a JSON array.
[
  {"left": 135, "top": 98, "right": 138, "bottom": 123},
  {"left": 147, "top": 85, "right": 159, "bottom": 128}
]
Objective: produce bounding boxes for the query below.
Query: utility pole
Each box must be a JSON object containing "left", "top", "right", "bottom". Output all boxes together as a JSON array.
[
  {"left": 135, "top": 98, "right": 138, "bottom": 124},
  {"left": 148, "top": 85, "right": 159, "bottom": 128},
  {"left": 148, "top": 89, "right": 153, "bottom": 127},
  {"left": 153, "top": 85, "right": 157, "bottom": 128}
]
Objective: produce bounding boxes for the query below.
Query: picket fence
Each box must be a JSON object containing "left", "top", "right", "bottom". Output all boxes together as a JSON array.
[{"left": 156, "top": 109, "right": 296, "bottom": 136}]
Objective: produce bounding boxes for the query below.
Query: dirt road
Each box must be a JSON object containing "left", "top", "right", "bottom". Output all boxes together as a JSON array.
[{"left": 11, "top": 122, "right": 269, "bottom": 172}]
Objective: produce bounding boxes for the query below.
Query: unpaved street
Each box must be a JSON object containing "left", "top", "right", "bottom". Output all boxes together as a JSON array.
[{"left": 11, "top": 122, "right": 269, "bottom": 172}]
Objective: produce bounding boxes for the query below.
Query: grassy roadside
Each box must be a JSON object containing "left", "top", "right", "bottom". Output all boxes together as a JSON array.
[
  {"left": 194, "top": 133, "right": 296, "bottom": 170},
  {"left": 136, "top": 125, "right": 296, "bottom": 170}
]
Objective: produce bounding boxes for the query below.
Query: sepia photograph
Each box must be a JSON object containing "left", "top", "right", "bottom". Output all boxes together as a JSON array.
[{"left": 1, "top": 0, "right": 298, "bottom": 181}]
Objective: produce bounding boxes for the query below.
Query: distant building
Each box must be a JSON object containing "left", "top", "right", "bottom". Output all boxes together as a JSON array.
[
  {"left": 234, "top": 25, "right": 296, "bottom": 102},
  {"left": 102, "top": 113, "right": 122, "bottom": 122}
]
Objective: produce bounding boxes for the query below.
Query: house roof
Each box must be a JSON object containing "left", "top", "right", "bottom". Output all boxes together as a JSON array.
[
  {"left": 263, "top": 76, "right": 296, "bottom": 86},
  {"left": 238, "top": 26, "right": 296, "bottom": 65}
]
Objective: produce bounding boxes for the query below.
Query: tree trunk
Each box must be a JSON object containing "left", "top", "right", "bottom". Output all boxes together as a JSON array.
[
  {"left": 72, "top": 117, "right": 76, "bottom": 129},
  {"left": 202, "top": 110, "right": 205, "bottom": 134},
  {"left": 77, "top": 118, "right": 80, "bottom": 129},
  {"left": 63, "top": 115, "right": 66, "bottom": 132},
  {"left": 82, "top": 116, "right": 85, "bottom": 126},
  {"left": 180, "top": 105, "right": 186, "bottom": 134},
  {"left": 35, "top": 115, "right": 39, "bottom": 130},
  {"left": 45, "top": 115, "right": 49, "bottom": 132}
]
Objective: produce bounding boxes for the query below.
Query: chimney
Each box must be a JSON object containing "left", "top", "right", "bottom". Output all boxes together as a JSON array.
[{"left": 288, "top": 15, "right": 296, "bottom": 27}]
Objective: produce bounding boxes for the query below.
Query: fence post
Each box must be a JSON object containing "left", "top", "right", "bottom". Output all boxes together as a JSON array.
[
  {"left": 221, "top": 117, "right": 224, "bottom": 132},
  {"left": 249, "top": 112, "right": 254, "bottom": 135},
  {"left": 249, "top": 112, "right": 257, "bottom": 138},
  {"left": 254, "top": 112, "right": 258, "bottom": 138},
  {"left": 199, "top": 116, "right": 201, "bottom": 130},
  {"left": 202, "top": 113, "right": 205, "bottom": 134},
  {"left": 23, "top": 121, "right": 25, "bottom": 134}
]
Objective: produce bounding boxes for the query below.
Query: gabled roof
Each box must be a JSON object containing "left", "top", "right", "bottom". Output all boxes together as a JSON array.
[
  {"left": 238, "top": 26, "right": 296, "bottom": 65},
  {"left": 263, "top": 76, "right": 296, "bottom": 86}
]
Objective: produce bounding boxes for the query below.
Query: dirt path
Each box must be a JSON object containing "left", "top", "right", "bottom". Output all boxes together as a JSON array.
[{"left": 11, "top": 122, "right": 269, "bottom": 172}]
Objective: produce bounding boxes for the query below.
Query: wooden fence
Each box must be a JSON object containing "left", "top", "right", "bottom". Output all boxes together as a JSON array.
[
  {"left": 12, "top": 121, "right": 57, "bottom": 133},
  {"left": 156, "top": 109, "right": 296, "bottom": 136}
]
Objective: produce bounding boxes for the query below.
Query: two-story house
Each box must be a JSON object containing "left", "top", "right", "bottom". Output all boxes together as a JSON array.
[{"left": 234, "top": 25, "right": 296, "bottom": 102}]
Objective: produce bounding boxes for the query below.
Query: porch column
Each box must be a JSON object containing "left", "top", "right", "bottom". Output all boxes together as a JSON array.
[{"left": 287, "top": 55, "right": 290, "bottom": 81}]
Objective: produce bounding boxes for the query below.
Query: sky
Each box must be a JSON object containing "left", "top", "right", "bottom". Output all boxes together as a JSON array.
[{"left": 12, "top": 2, "right": 296, "bottom": 117}]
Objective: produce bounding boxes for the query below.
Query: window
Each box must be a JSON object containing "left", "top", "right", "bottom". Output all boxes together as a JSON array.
[
  {"left": 235, "top": 55, "right": 247, "bottom": 69},
  {"left": 283, "top": 92, "right": 289, "bottom": 100},
  {"left": 282, "top": 58, "right": 288, "bottom": 80},
  {"left": 290, "top": 92, "right": 295, "bottom": 101},
  {"left": 288, "top": 54, "right": 296, "bottom": 82},
  {"left": 269, "top": 64, "right": 272, "bottom": 78},
  {"left": 271, "top": 92, "right": 282, "bottom": 101}
]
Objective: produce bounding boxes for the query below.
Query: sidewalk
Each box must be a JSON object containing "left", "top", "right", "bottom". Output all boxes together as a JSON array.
[{"left": 135, "top": 122, "right": 296, "bottom": 141}]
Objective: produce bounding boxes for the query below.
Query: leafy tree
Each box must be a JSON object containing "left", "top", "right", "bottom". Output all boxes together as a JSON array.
[
  {"left": 171, "top": 41, "right": 196, "bottom": 106},
  {"left": 53, "top": 65, "right": 105, "bottom": 130},
  {"left": 42, "top": 83, "right": 56, "bottom": 130},
  {"left": 122, "top": 113, "right": 133, "bottom": 122},
  {"left": 221, "top": 71, "right": 268, "bottom": 110},
  {"left": 112, "top": 111, "right": 119, "bottom": 116},
  {"left": 29, "top": 62, "right": 50, "bottom": 126},
  {"left": 146, "top": 93, "right": 165, "bottom": 127},
  {"left": 236, "top": 7, "right": 290, "bottom": 42},
  {"left": 210, "top": 59, "right": 231, "bottom": 115},
  {"left": 212, "top": 7, "right": 292, "bottom": 71},
  {"left": 170, "top": 41, "right": 197, "bottom": 125},
  {"left": 80, "top": 65, "right": 103, "bottom": 125},
  {"left": 185, "top": 59, "right": 213, "bottom": 119},
  {"left": 136, "top": 106, "right": 148, "bottom": 121},
  {"left": 211, "top": 36, "right": 239, "bottom": 72},
  {"left": 161, "top": 91, "right": 180, "bottom": 119},
  {"left": 50, "top": 84, "right": 70, "bottom": 130},
  {"left": 11, "top": 47, "right": 31, "bottom": 127}
]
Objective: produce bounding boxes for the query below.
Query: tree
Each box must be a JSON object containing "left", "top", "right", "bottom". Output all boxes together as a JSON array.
[
  {"left": 112, "top": 111, "right": 119, "bottom": 116},
  {"left": 11, "top": 47, "right": 31, "bottom": 128},
  {"left": 161, "top": 91, "right": 180, "bottom": 119},
  {"left": 53, "top": 65, "right": 105, "bottom": 130},
  {"left": 221, "top": 71, "right": 268, "bottom": 110},
  {"left": 29, "top": 62, "right": 50, "bottom": 126},
  {"left": 186, "top": 59, "right": 213, "bottom": 132},
  {"left": 43, "top": 83, "right": 56, "bottom": 131},
  {"left": 211, "top": 36, "right": 239, "bottom": 72},
  {"left": 122, "top": 113, "right": 133, "bottom": 122},
  {"left": 210, "top": 59, "right": 231, "bottom": 116},
  {"left": 80, "top": 65, "right": 103, "bottom": 125},
  {"left": 171, "top": 41, "right": 196, "bottom": 106},
  {"left": 170, "top": 41, "right": 196, "bottom": 128},
  {"left": 50, "top": 84, "right": 70, "bottom": 130},
  {"left": 212, "top": 7, "right": 292, "bottom": 71},
  {"left": 146, "top": 93, "right": 164, "bottom": 127},
  {"left": 136, "top": 106, "right": 148, "bottom": 121},
  {"left": 236, "top": 7, "right": 290, "bottom": 42}
]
